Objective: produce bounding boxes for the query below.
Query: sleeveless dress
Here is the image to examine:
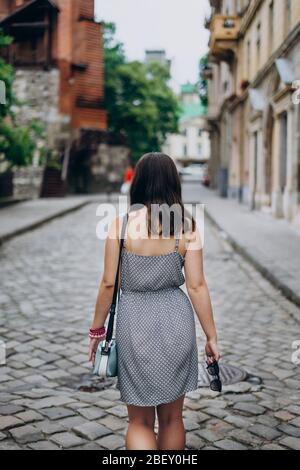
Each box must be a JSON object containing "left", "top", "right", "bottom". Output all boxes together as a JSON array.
[{"left": 115, "top": 213, "right": 199, "bottom": 406}]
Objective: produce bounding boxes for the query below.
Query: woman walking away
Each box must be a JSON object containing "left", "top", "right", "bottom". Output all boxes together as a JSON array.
[{"left": 89, "top": 152, "right": 220, "bottom": 450}]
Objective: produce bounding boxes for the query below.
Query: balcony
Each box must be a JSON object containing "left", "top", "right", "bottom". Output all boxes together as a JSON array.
[{"left": 209, "top": 15, "right": 241, "bottom": 63}]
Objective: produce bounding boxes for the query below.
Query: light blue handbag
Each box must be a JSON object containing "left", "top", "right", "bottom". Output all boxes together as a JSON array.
[
  {"left": 93, "top": 213, "right": 127, "bottom": 378},
  {"left": 93, "top": 337, "right": 118, "bottom": 377}
]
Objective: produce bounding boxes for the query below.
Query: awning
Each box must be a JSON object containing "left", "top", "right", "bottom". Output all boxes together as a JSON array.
[
  {"left": 0, "top": 0, "right": 59, "bottom": 27},
  {"left": 249, "top": 88, "right": 267, "bottom": 112},
  {"left": 275, "top": 58, "right": 295, "bottom": 85}
]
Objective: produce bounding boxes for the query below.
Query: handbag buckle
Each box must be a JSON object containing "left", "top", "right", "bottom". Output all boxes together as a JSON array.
[{"left": 102, "top": 340, "right": 110, "bottom": 354}]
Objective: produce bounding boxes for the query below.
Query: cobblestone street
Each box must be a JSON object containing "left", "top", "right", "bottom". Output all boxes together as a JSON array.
[{"left": 1, "top": 190, "right": 300, "bottom": 450}]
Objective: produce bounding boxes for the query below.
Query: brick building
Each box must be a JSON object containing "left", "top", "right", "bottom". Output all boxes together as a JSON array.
[
  {"left": 0, "top": 0, "right": 106, "bottom": 132},
  {"left": 0, "top": 1, "right": 128, "bottom": 194}
]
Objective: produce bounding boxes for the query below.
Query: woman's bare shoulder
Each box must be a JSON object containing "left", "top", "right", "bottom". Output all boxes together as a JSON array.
[
  {"left": 183, "top": 225, "right": 197, "bottom": 241},
  {"left": 182, "top": 223, "right": 202, "bottom": 250},
  {"left": 108, "top": 214, "right": 124, "bottom": 241}
]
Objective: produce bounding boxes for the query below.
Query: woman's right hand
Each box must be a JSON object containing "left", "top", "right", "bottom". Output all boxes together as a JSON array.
[
  {"left": 205, "top": 338, "right": 220, "bottom": 364},
  {"left": 88, "top": 335, "right": 106, "bottom": 364}
]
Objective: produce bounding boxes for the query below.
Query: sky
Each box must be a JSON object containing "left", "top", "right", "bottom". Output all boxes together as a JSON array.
[{"left": 95, "top": 0, "right": 211, "bottom": 92}]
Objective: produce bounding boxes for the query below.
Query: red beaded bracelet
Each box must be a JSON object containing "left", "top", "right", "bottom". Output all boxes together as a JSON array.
[
  {"left": 90, "top": 327, "right": 105, "bottom": 334},
  {"left": 89, "top": 326, "right": 106, "bottom": 339}
]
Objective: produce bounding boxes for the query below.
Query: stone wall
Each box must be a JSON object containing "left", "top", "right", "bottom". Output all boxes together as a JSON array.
[
  {"left": 68, "top": 129, "right": 130, "bottom": 193},
  {"left": 13, "top": 68, "right": 70, "bottom": 151},
  {"left": 12, "top": 69, "right": 127, "bottom": 195},
  {"left": 13, "top": 166, "right": 44, "bottom": 199},
  {"left": 89, "top": 143, "right": 130, "bottom": 192}
]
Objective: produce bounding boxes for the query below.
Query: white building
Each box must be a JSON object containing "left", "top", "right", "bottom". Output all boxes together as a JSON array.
[
  {"left": 145, "top": 50, "right": 171, "bottom": 71},
  {"left": 163, "top": 83, "right": 210, "bottom": 163}
]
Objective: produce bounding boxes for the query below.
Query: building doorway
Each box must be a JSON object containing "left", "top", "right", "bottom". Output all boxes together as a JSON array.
[
  {"left": 265, "top": 106, "right": 274, "bottom": 206},
  {"left": 297, "top": 106, "right": 300, "bottom": 206},
  {"left": 279, "top": 111, "right": 288, "bottom": 195},
  {"left": 251, "top": 131, "right": 259, "bottom": 210}
]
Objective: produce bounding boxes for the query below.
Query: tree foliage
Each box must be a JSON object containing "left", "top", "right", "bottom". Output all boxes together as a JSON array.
[
  {"left": 0, "top": 29, "right": 37, "bottom": 170},
  {"left": 0, "top": 122, "right": 35, "bottom": 167},
  {"left": 103, "top": 23, "right": 180, "bottom": 162},
  {"left": 0, "top": 29, "right": 13, "bottom": 118},
  {"left": 198, "top": 54, "right": 209, "bottom": 109}
]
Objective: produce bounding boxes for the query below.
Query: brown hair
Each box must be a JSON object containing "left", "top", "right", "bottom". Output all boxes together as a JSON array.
[{"left": 129, "top": 152, "right": 196, "bottom": 237}]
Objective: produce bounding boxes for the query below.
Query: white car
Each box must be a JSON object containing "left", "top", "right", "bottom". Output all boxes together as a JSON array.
[{"left": 180, "top": 164, "right": 205, "bottom": 181}]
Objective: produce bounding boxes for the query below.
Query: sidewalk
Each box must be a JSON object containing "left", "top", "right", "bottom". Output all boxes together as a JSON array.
[
  {"left": 0, "top": 194, "right": 119, "bottom": 244},
  {"left": 195, "top": 186, "right": 300, "bottom": 310}
]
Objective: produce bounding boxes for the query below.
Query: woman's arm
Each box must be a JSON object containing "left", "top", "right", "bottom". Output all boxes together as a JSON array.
[
  {"left": 88, "top": 216, "right": 121, "bottom": 362},
  {"left": 184, "top": 225, "right": 220, "bottom": 363}
]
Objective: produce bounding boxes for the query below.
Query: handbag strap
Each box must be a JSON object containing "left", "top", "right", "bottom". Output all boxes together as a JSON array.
[{"left": 105, "top": 212, "right": 128, "bottom": 344}]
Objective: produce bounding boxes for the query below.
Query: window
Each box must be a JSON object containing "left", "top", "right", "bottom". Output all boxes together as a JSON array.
[
  {"left": 269, "top": 1, "right": 274, "bottom": 54},
  {"left": 285, "top": 0, "right": 292, "bottom": 35},
  {"left": 183, "top": 144, "right": 188, "bottom": 157},
  {"left": 298, "top": 106, "right": 300, "bottom": 196},
  {"left": 198, "top": 144, "right": 202, "bottom": 157},
  {"left": 198, "top": 129, "right": 202, "bottom": 137},
  {"left": 247, "top": 39, "right": 251, "bottom": 78},
  {"left": 256, "top": 22, "right": 261, "bottom": 69},
  {"left": 237, "top": 0, "right": 250, "bottom": 15},
  {"left": 181, "top": 128, "right": 187, "bottom": 136},
  {"left": 252, "top": 131, "right": 259, "bottom": 209},
  {"left": 280, "top": 112, "right": 288, "bottom": 192}
]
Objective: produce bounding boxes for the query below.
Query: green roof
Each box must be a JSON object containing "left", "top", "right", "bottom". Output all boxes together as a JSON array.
[
  {"left": 180, "top": 83, "right": 197, "bottom": 94},
  {"left": 179, "top": 101, "right": 207, "bottom": 122}
]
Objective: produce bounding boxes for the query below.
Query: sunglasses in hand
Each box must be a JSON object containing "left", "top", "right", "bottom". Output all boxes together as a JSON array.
[{"left": 206, "top": 360, "right": 222, "bottom": 392}]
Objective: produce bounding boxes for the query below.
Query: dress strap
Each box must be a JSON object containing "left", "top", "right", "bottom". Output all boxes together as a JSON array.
[{"left": 120, "top": 212, "right": 128, "bottom": 248}]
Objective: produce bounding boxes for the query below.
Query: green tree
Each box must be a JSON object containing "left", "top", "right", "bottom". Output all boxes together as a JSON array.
[
  {"left": 103, "top": 22, "right": 126, "bottom": 123},
  {"left": 103, "top": 23, "right": 179, "bottom": 162},
  {"left": 198, "top": 54, "right": 208, "bottom": 109}
]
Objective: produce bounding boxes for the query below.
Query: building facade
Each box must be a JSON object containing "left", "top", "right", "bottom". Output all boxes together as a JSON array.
[
  {"left": 0, "top": 0, "right": 129, "bottom": 195},
  {"left": 163, "top": 83, "right": 210, "bottom": 164},
  {"left": 0, "top": 0, "right": 107, "bottom": 142},
  {"left": 145, "top": 49, "right": 171, "bottom": 71},
  {"left": 205, "top": 0, "right": 300, "bottom": 222}
]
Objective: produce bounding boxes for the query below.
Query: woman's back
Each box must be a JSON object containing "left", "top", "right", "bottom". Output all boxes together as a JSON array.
[
  {"left": 122, "top": 207, "right": 186, "bottom": 256},
  {"left": 120, "top": 210, "right": 185, "bottom": 292}
]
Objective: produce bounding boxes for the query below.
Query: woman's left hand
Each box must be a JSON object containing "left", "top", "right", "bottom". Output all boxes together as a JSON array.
[
  {"left": 88, "top": 336, "right": 105, "bottom": 364},
  {"left": 205, "top": 338, "right": 220, "bottom": 364}
]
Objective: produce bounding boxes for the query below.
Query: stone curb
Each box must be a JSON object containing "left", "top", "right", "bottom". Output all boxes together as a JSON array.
[
  {"left": 204, "top": 207, "right": 300, "bottom": 313},
  {"left": 0, "top": 192, "right": 124, "bottom": 245},
  {"left": 0, "top": 200, "right": 92, "bottom": 246}
]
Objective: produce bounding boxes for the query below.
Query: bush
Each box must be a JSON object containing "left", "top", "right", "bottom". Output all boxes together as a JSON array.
[
  {"left": 0, "top": 29, "right": 38, "bottom": 171},
  {"left": 0, "top": 121, "right": 35, "bottom": 169}
]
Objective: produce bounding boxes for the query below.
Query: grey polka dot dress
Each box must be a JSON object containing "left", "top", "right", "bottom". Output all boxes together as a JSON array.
[{"left": 115, "top": 213, "right": 199, "bottom": 407}]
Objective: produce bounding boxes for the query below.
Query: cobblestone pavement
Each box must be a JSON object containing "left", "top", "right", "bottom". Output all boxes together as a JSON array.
[{"left": 0, "top": 197, "right": 300, "bottom": 450}]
